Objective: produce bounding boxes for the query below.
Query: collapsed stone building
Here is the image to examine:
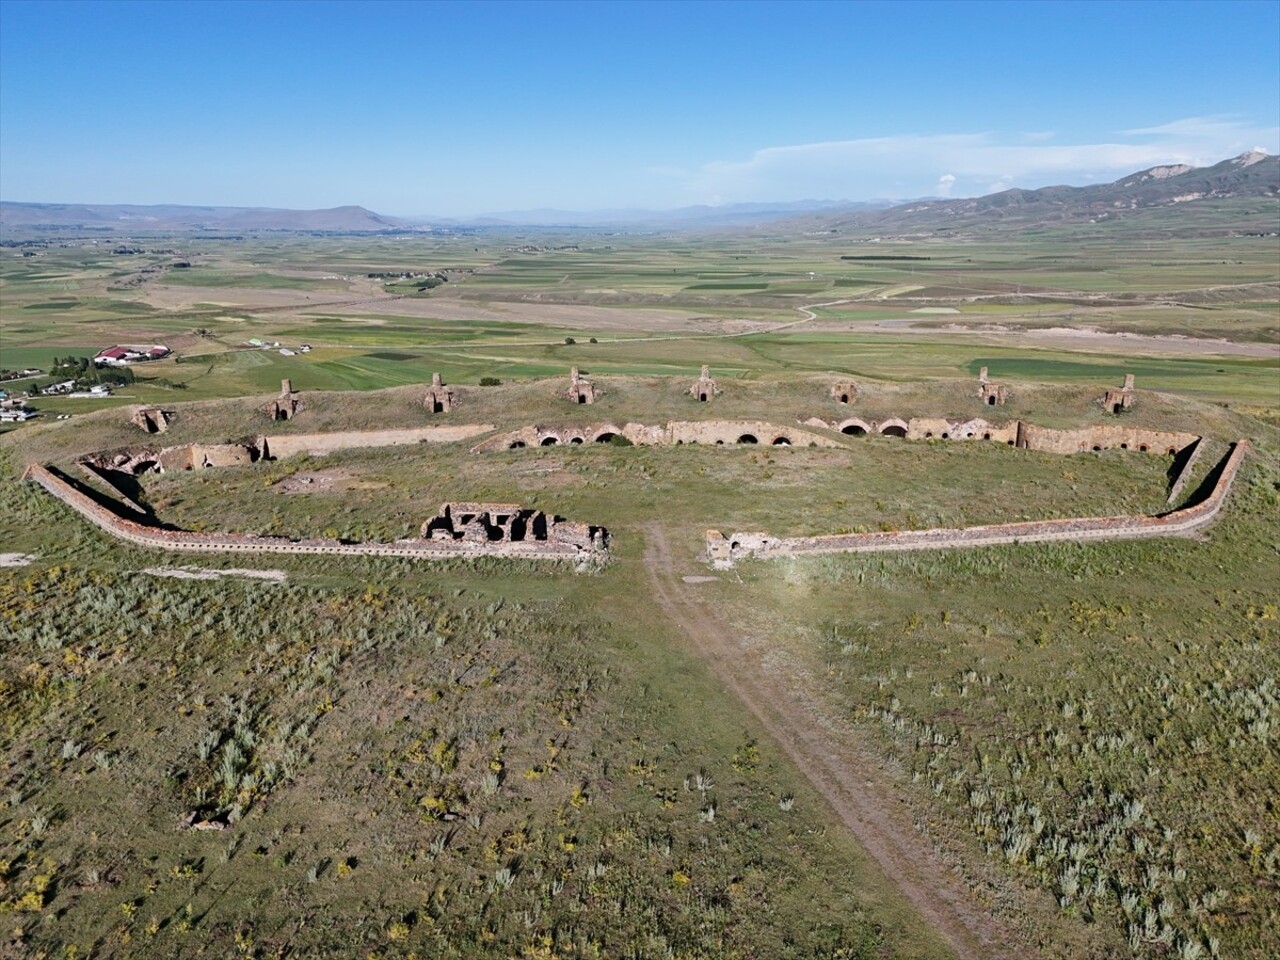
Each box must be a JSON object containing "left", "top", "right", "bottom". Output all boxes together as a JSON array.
[
  {"left": 130, "top": 407, "right": 174, "bottom": 434},
  {"left": 1101, "top": 373, "right": 1136, "bottom": 414},
  {"left": 977, "top": 367, "right": 1007, "bottom": 406},
  {"left": 565, "top": 367, "right": 596, "bottom": 404},
  {"left": 691, "top": 365, "right": 718, "bottom": 402},
  {"left": 421, "top": 502, "right": 607, "bottom": 552},
  {"left": 262, "top": 379, "right": 303, "bottom": 421},
  {"left": 424, "top": 372, "right": 456, "bottom": 413}
]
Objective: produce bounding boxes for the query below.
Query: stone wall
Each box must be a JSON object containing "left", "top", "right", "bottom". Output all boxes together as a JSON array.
[
  {"left": 707, "top": 441, "right": 1250, "bottom": 568},
  {"left": 472, "top": 420, "right": 842, "bottom": 452},
  {"left": 818, "top": 416, "right": 1197, "bottom": 455},
  {"left": 24, "top": 464, "right": 605, "bottom": 564}
]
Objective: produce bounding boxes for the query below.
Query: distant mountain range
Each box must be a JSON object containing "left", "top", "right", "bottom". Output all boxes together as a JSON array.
[
  {"left": 781, "top": 151, "right": 1279, "bottom": 238},
  {"left": 0, "top": 202, "right": 404, "bottom": 233},
  {"left": 2, "top": 152, "right": 1275, "bottom": 236}
]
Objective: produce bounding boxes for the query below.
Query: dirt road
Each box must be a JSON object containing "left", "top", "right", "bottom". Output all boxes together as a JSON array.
[{"left": 642, "top": 523, "right": 1024, "bottom": 960}]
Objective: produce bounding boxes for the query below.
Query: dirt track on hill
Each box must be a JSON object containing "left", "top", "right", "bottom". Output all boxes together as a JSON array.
[{"left": 642, "top": 523, "right": 1024, "bottom": 960}]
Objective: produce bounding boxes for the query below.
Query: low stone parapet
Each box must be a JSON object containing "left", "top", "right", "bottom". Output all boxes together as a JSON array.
[
  {"left": 707, "top": 441, "right": 1249, "bottom": 568},
  {"left": 24, "top": 464, "right": 604, "bottom": 564}
]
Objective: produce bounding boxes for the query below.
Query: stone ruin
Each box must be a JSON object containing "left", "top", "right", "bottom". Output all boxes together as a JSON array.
[
  {"left": 565, "top": 367, "right": 596, "bottom": 404},
  {"left": 130, "top": 406, "right": 174, "bottom": 434},
  {"left": 977, "top": 367, "right": 1008, "bottom": 407},
  {"left": 422, "top": 502, "right": 607, "bottom": 552},
  {"left": 691, "top": 365, "right": 718, "bottom": 402},
  {"left": 424, "top": 372, "right": 456, "bottom": 413},
  {"left": 262, "top": 379, "right": 303, "bottom": 421},
  {"left": 1101, "top": 373, "right": 1136, "bottom": 414},
  {"left": 832, "top": 381, "right": 858, "bottom": 404}
]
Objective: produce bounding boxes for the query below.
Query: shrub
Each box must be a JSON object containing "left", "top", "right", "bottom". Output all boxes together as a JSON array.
[
  {"left": 479, "top": 377, "right": 502, "bottom": 387},
  {"left": 563, "top": 337, "right": 576, "bottom": 345}
]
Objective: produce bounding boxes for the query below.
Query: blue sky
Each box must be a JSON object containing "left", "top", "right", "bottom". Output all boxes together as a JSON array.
[{"left": 1, "top": 0, "right": 1277, "bottom": 216}]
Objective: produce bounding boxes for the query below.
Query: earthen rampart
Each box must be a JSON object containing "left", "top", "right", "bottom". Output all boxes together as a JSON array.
[
  {"left": 707, "top": 441, "right": 1249, "bottom": 568},
  {"left": 24, "top": 465, "right": 605, "bottom": 564},
  {"left": 262, "top": 424, "right": 494, "bottom": 459}
]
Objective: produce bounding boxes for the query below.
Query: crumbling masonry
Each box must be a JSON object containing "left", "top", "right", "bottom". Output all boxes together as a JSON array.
[
  {"left": 424, "top": 373, "right": 456, "bottom": 413},
  {"left": 262, "top": 379, "right": 303, "bottom": 421},
  {"left": 691, "top": 365, "right": 718, "bottom": 402},
  {"left": 1101, "top": 373, "right": 1136, "bottom": 414}
]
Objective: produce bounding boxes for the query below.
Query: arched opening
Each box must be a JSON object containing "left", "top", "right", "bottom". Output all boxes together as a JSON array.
[
  {"left": 577, "top": 393, "right": 587, "bottom": 405},
  {"left": 988, "top": 395, "right": 997, "bottom": 406},
  {"left": 1092, "top": 445, "right": 1102, "bottom": 452},
  {"left": 133, "top": 460, "right": 158, "bottom": 475},
  {"left": 983, "top": 432, "right": 992, "bottom": 440},
  {"left": 1120, "top": 443, "right": 1128, "bottom": 450},
  {"left": 1166, "top": 447, "right": 1176, "bottom": 456},
  {"left": 881, "top": 424, "right": 907, "bottom": 438},
  {"left": 431, "top": 399, "right": 444, "bottom": 413},
  {"left": 737, "top": 434, "right": 758, "bottom": 444},
  {"left": 509, "top": 440, "right": 526, "bottom": 449},
  {"left": 595, "top": 432, "right": 617, "bottom": 444},
  {"left": 772, "top": 436, "right": 790, "bottom": 446},
  {"left": 941, "top": 432, "right": 950, "bottom": 440},
  {"left": 540, "top": 436, "right": 559, "bottom": 446},
  {"left": 839, "top": 393, "right": 849, "bottom": 403},
  {"left": 699, "top": 392, "right": 708, "bottom": 402},
  {"left": 570, "top": 437, "right": 584, "bottom": 445},
  {"left": 1139, "top": 444, "right": 1149, "bottom": 452},
  {"left": 925, "top": 432, "right": 934, "bottom": 438},
  {"left": 715, "top": 440, "right": 724, "bottom": 445},
  {"left": 1112, "top": 403, "right": 1122, "bottom": 414},
  {"left": 841, "top": 424, "right": 867, "bottom": 436}
]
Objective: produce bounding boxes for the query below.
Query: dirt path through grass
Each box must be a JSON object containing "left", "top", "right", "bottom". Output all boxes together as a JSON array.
[{"left": 642, "top": 522, "right": 1022, "bottom": 960}]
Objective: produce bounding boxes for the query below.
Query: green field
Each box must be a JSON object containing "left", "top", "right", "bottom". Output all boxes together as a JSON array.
[{"left": 1, "top": 229, "right": 1277, "bottom": 958}]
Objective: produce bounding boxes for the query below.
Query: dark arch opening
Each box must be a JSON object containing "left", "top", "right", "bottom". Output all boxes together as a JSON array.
[
  {"left": 569, "top": 437, "right": 584, "bottom": 445},
  {"left": 1139, "top": 444, "right": 1149, "bottom": 452},
  {"left": 1112, "top": 403, "right": 1122, "bottom": 414},
  {"left": 925, "top": 432, "right": 933, "bottom": 438},
  {"left": 941, "top": 432, "right": 950, "bottom": 440},
  {"left": 1166, "top": 447, "right": 1176, "bottom": 456},
  {"left": 988, "top": 395, "right": 997, "bottom": 406},
  {"left": 540, "top": 436, "right": 559, "bottom": 446},
  {"left": 841, "top": 424, "right": 867, "bottom": 436},
  {"left": 509, "top": 440, "right": 526, "bottom": 449},
  {"left": 881, "top": 425, "right": 907, "bottom": 438},
  {"left": 1092, "top": 445, "right": 1102, "bottom": 452},
  {"left": 577, "top": 393, "right": 587, "bottom": 404},
  {"left": 772, "top": 436, "right": 790, "bottom": 446},
  {"left": 983, "top": 432, "right": 991, "bottom": 440},
  {"left": 699, "top": 392, "right": 708, "bottom": 402},
  {"left": 839, "top": 393, "right": 849, "bottom": 403},
  {"left": 737, "top": 434, "right": 758, "bottom": 444},
  {"left": 1120, "top": 443, "right": 1128, "bottom": 450},
  {"left": 595, "top": 432, "right": 617, "bottom": 444}
]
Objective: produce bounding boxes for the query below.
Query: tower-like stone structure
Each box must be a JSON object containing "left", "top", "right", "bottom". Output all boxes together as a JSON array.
[
  {"left": 262, "top": 379, "right": 302, "bottom": 421},
  {"left": 1101, "top": 373, "right": 1135, "bottom": 414},
  {"left": 566, "top": 367, "right": 596, "bottom": 404},
  {"left": 690, "top": 365, "right": 718, "bottom": 402},
  {"left": 424, "top": 372, "right": 456, "bottom": 413},
  {"left": 978, "top": 366, "right": 1007, "bottom": 406}
]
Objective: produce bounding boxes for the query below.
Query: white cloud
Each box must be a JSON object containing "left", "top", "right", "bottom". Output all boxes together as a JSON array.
[{"left": 669, "top": 117, "right": 1279, "bottom": 204}]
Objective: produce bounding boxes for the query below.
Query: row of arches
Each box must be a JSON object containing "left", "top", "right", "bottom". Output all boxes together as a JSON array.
[
  {"left": 509, "top": 428, "right": 622, "bottom": 449},
  {"left": 837, "top": 418, "right": 907, "bottom": 438}
]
